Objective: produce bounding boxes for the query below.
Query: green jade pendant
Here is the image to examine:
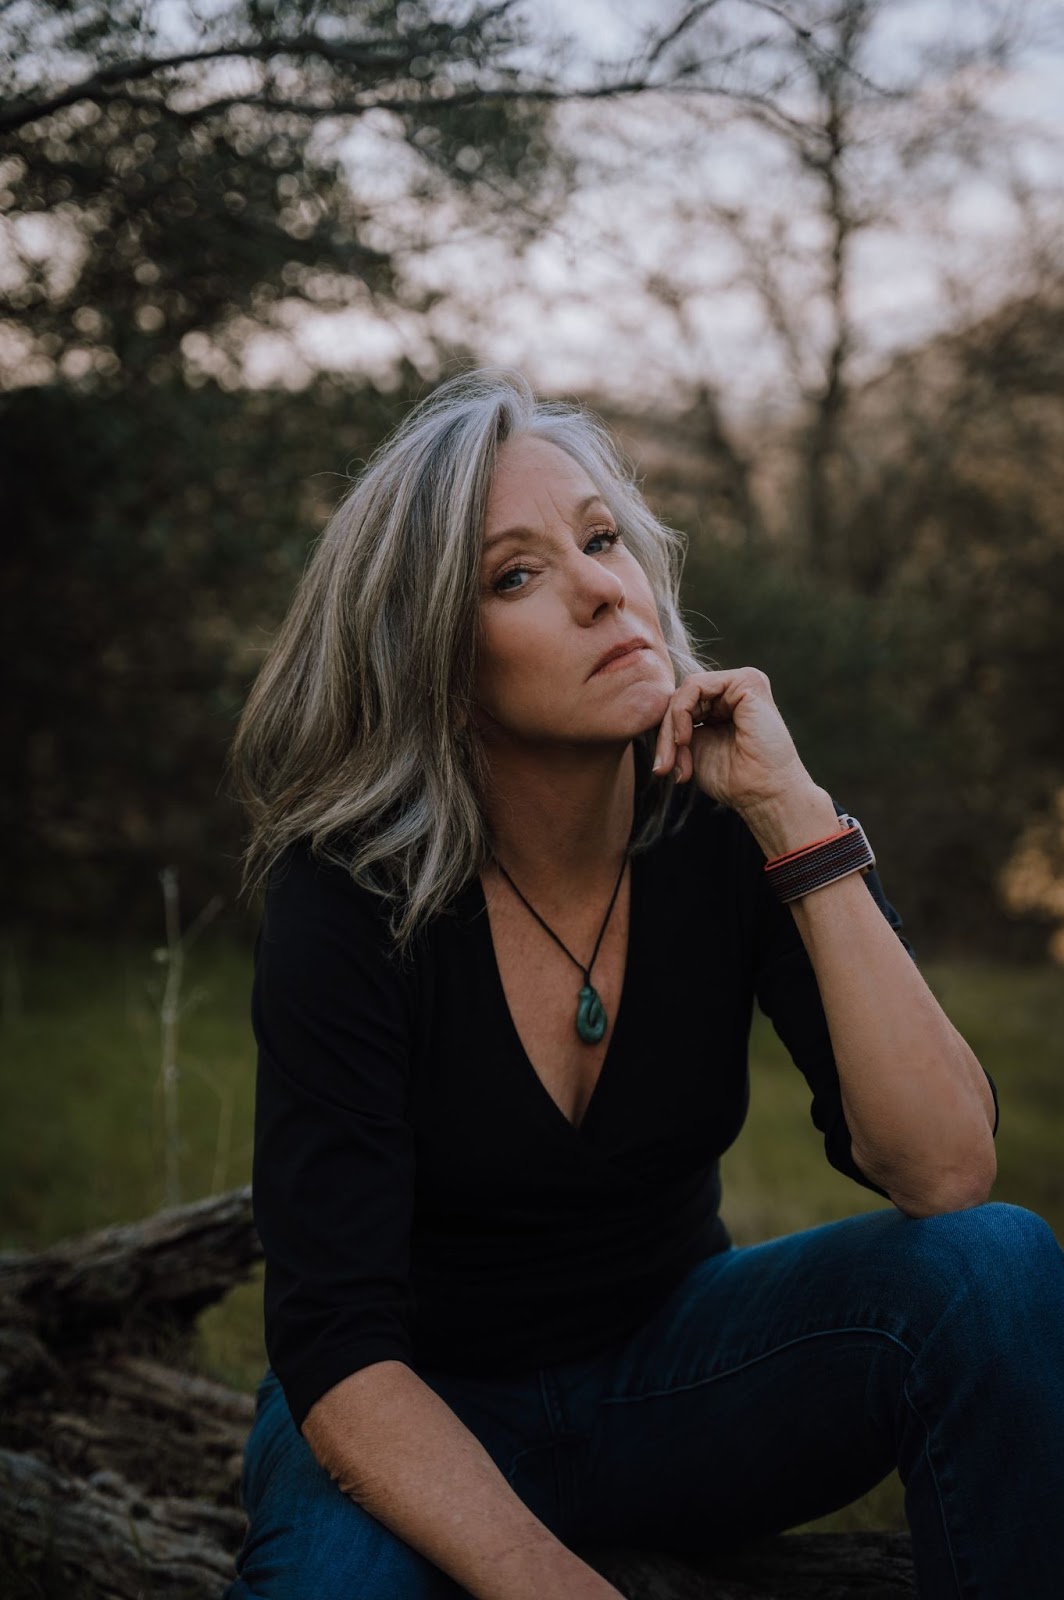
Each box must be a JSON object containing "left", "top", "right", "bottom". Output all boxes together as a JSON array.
[{"left": 576, "top": 982, "right": 607, "bottom": 1045}]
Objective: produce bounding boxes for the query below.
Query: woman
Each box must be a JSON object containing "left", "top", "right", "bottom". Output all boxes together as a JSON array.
[{"left": 225, "top": 367, "right": 1063, "bottom": 1600}]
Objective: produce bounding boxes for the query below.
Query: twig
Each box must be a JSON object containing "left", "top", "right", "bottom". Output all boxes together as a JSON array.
[{"left": 154, "top": 870, "right": 224, "bottom": 1209}]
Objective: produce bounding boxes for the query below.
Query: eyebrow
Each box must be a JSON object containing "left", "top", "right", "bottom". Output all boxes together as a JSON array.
[{"left": 482, "top": 493, "right": 612, "bottom": 555}]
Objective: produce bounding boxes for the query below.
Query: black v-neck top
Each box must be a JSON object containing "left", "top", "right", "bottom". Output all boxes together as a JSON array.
[{"left": 250, "top": 788, "right": 1000, "bottom": 1431}]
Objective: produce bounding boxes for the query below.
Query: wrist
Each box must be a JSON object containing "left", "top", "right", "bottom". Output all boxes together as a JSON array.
[{"left": 738, "top": 782, "right": 839, "bottom": 860}]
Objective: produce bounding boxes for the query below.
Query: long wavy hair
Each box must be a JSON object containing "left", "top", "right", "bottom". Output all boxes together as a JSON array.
[{"left": 227, "top": 365, "right": 711, "bottom": 952}]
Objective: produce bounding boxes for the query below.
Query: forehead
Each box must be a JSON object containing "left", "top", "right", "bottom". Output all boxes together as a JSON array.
[{"left": 484, "top": 435, "right": 603, "bottom": 530}]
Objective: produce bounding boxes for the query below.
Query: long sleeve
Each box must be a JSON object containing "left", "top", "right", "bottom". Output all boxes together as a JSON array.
[
  {"left": 740, "top": 801, "right": 1000, "bottom": 1200},
  {"left": 251, "top": 838, "right": 418, "bottom": 1431}
]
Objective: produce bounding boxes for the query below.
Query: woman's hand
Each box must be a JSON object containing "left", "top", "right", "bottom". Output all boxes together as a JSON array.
[{"left": 651, "top": 667, "right": 814, "bottom": 816}]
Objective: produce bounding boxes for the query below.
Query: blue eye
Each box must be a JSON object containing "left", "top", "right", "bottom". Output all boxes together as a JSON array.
[{"left": 492, "top": 528, "right": 624, "bottom": 598}]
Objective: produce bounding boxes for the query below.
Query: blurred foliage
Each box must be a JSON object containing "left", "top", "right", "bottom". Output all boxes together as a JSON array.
[
  {"left": 0, "top": 363, "right": 439, "bottom": 936},
  {"left": 3, "top": 3, "right": 1064, "bottom": 959},
  {"left": 681, "top": 539, "right": 1058, "bottom": 957},
  {"left": 0, "top": 0, "right": 574, "bottom": 950},
  {"left": 5, "top": 294, "right": 1064, "bottom": 954},
  {"left": 0, "top": 0, "right": 574, "bottom": 388},
  {"left": 661, "top": 283, "right": 1064, "bottom": 956}
]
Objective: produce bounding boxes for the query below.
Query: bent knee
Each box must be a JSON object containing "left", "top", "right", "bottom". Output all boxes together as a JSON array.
[
  {"left": 907, "top": 1199, "right": 1063, "bottom": 1309},
  {"left": 918, "top": 1199, "right": 1058, "bottom": 1255}
]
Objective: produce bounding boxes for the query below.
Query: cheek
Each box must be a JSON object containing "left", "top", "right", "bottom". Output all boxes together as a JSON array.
[
  {"left": 475, "top": 611, "right": 560, "bottom": 712},
  {"left": 621, "top": 558, "right": 666, "bottom": 626},
  {"left": 626, "top": 560, "right": 651, "bottom": 595}
]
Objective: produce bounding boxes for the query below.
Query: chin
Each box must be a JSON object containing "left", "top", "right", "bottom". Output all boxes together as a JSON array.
[
  {"left": 599, "top": 681, "right": 674, "bottom": 741},
  {"left": 630, "top": 676, "right": 675, "bottom": 726}
]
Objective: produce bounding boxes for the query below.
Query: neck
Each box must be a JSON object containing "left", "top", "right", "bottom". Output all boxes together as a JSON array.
[{"left": 481, "top": 738, "right": 637, "bottom": 899}]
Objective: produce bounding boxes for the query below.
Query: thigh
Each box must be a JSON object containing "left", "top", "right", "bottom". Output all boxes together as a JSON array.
[{"left": 570, "top": 1206, "right": 943, "bottom": 1552}]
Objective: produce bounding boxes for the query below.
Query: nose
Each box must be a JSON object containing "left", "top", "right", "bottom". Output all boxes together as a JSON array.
[{"left": 568, "top": 545, "right": 625, "bottom": 623}]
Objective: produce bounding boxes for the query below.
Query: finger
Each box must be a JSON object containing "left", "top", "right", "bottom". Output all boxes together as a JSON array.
[
  {"left": 655, "top": 669, "right": 747, "bottom": 774},
  {"left": 665, "top": 707, "right": 697, "bottom": 768},
  {"left": 652, "top": 718, "right": 675, "bottom": 773},
  {"left": 655, "top": 696, "right": 711, "bottom": 775},
  {"left": 679, "top": 679, "right": 733, "bottom": 731},
  {"left": 658, "top": 715, "right": 690, "bottom": 780},
  {"left": 675, "top": 679, "right": 726, "bottom": 742},
  {"left": 683, "top": 667, "right": 768, "bottom": 712},
  {"left": 691, "top": 678, "right": 767, "bottom": 735}
]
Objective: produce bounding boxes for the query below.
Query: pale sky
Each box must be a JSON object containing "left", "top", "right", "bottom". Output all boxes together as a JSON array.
[
  {"left": 234, "top": 0, "right": 1064, "bottom": 413},
  {"left": 6, "top": 0, "right": 1056, "bottom": 406},
  {"left": 5, "top": 0, "right": 1061, "bottom": 409}
]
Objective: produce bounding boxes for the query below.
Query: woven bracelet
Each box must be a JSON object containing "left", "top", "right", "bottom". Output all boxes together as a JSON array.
[{"left": 764, "top": 813, "right": 876, "bottom": 904}]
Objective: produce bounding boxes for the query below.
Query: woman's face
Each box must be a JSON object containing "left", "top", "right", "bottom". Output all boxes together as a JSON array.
[{"left": 474, "top": 434, "right": 676, "bottom": 749}]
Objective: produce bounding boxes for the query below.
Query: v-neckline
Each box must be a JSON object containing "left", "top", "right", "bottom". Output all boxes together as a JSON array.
[{"left": 469, "top": 854, "right": 639, "bottom": 1142}]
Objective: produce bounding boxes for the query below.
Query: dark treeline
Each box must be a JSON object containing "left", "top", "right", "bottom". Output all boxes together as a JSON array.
[
  {"left": 626, "top": 282, "right": 1064, "bottom": 960},
  {"left": 1, "top": 368, "right": 430, "bottom": 937},
  {"left": 1, "top": 0, "right": 578, "bottom": 947},
  {"left": 4, "top": 0, "right": 1063, "bottom": 961},
  {"left": 5, "top": 308, "right": 1064, "bottom": 961}
]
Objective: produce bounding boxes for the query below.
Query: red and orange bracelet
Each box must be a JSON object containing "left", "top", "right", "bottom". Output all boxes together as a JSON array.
[{"left": 763, "top": 813, "right": 876, "bottom": 904}]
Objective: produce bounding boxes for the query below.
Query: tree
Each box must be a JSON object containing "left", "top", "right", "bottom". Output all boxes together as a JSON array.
[
  {"left": 0, "top": 0, "right": 784, "bottom": 393},
  {"left": 3, "top": 3, "right": 805, "bottom": 934},
  {"left": 501, "top": 0, "right": 1064, "bottom": 951},
  {"left": 0, "top": 0, "right": 584, "bottom": 390},
  {"left": 486, "top": 1, "right": 1055, "bottom": 575},
  {"left": 593, "top": 265, "right": 1064, "bottom": 952}
]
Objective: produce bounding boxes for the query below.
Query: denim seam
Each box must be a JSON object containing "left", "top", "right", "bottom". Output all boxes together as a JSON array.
[
  {"left": 902, "top": 1371, "right": 966, "bottom": 1600},
  {"left": 537, "top": 1365, "right": 564, "bottom": 1521},
  {"left": 505, "top": 1437, "right": 588, "bottom": 1543},
  {"left": 597, "top": 1323, "right": 919, "bottom": 1404}
]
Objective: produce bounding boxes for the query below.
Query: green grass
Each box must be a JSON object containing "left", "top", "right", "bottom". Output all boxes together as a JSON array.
[
  {"left": 1, "top": 934, "right": 1061, "bottom": 1540},
  {"left": 0, "top": 928, "right": 266, "bottom": 1393}
]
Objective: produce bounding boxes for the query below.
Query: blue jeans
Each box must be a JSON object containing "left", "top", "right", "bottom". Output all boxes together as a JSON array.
[{"left": 225, "top": 1201, "right": 1064, "bottom": 1599}]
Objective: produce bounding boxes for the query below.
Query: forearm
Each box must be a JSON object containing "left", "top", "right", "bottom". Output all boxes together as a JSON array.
[
  {"left": 741, "top": 783, "right": 997, "bottom": 1215},
  {"left": 301, "top": 1360, "right": 621, "bottom": 1600}
]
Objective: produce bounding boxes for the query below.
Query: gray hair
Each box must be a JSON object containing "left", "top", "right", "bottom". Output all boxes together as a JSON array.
[{"left": 227, "top": 365, "right": 710, "bottom": 953}]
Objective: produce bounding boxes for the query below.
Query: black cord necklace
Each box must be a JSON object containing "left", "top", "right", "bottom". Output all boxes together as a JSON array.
[{"left": 492, "top": 851, "right": 629, "bottom": 1046}]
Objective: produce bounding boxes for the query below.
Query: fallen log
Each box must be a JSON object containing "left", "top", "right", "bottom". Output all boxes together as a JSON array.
[
  {"left": 0, "top": 1448, "right": 241, "bottom": 1600},
  {"left": 0, "top": 1185, "right": 261, "bottom": 1355},
  {"left": 0, "top": 1191, "right": 915, "bottom": 1599},
  {"left": 582, "top": 1532, "right": 916, "bottom": 1599}
]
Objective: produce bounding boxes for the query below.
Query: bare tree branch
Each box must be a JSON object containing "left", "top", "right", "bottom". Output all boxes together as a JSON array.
[
  {"left": 642, "top": 0, "right": 728, "bottom": 72},
  {"left": 744, "top": 0, "right": 897, "bottom": 99}
]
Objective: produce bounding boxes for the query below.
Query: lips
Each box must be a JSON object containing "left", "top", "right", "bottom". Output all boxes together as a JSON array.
[{"left": 589, "top": 636, "right": 653, "bottom": 677}]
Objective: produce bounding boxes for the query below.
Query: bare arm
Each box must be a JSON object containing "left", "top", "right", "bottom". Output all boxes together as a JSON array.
[
  {"left": 651, "top": 665, "right": 996, "bottom": 1217},
  {"left": 301, "top": 1359, "right": 622, "bottom": 1600},
  {"left": 741, "top": 782, "right": 998, "bottom": 1216}
]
